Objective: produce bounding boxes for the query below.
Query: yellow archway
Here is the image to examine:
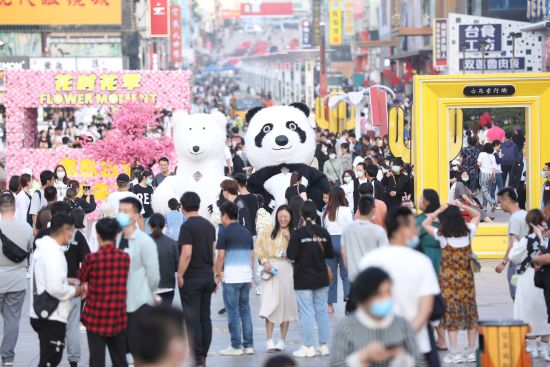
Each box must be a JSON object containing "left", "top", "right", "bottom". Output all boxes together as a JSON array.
[{"left": 413, "top": 73, "right": 550, "bottom": 257}]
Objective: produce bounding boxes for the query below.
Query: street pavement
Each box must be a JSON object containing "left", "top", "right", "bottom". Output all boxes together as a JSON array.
[{"left": 1, "top": 260, "right": 546, "bottom": 367}]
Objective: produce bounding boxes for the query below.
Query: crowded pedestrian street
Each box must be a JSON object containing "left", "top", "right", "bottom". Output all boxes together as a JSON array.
[
  {"left": 3, "top": 1, "right": 550, "bottom": 367},
  {"left": 0, "top": 261, "right": 541, "bottom": 367}
]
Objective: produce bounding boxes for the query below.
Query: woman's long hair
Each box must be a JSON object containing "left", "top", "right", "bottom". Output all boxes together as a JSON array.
[
  {"left": 290, "top": 171, "right": 302, "bottom": 187},
  {"left": 526, "top": 209, "right": 544, "bottom": 234},
  {"left": 422, "top": 189, "right": 440, "bottom": 214},
  {"left": 324, "top": 187, "right": 348, "bottom": 222},
  {"left": 438, "top": 205, "right": 469, "bottom": 238},
  {"left": 289, "top": 196, "right": 305, "bottom": 230},
  {"left": 53, "top": 164, "right": 69, "bottom": 184},
  {"left": 271, "top": 205, "right": 293, "bottom": 239},
  {"left": 148, "top": 213, "right": 166, "bottom": 238},
  {"left": 301, "top": 201, "right": 321, "bottom": 239}
]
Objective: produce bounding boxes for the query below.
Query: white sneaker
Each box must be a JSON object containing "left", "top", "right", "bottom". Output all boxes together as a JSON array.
[
  {"left": 266, "top": 339, "right": 277, "bottom": 352},
  {"left": 275, "top": 340, "right": 286, "bottom": 351},
  {"left": 219, "top": 347, "right": 244, "bottom": 356},
  {"left": 466, "top": 352, "right": 476, "bottom": 363},
  {"left": 443, "top": 353, "right": 465, "bottom": 364},
  {"left": 2, "top": 362, "right": 14, "bottom": 366},
  {"left": 293, "top": 345, "right": 316, "bottom": 358},
  {"left": 244, "top": 347, "right": 255, "bottom": 355},
  {"left": 255, "top": 286, "right": 262, "bottom": 295},
  {"left": 317, "top": 344, "right": 330, "bottom": 356}
]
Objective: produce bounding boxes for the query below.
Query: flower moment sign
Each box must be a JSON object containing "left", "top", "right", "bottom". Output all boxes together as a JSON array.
[{"left": 3, "top": 70, "right": 191, "bottom": 207}]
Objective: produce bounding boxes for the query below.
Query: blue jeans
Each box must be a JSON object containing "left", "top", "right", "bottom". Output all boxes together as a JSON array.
[
  {"left": 469, "top": 171, "right": 479, "bottom": 192},
  {"left": 222, "top": 283, "right": 253, "bottom": 349},
  {"left": 491, "top": 173, "right": 504, "bottom": 199},
  {"left": 326, "top": 235, "right": 350, "bottom": 304},
  {"left": 295, "top": 287, "right": 330, "bottom": 347}
]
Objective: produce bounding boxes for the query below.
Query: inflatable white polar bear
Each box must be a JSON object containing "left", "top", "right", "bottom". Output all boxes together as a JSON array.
[{"left": 152, "top": 110, "right": 227, "bottom": 218}]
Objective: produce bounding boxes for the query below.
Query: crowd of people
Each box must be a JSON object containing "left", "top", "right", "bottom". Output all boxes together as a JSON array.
[
  {"left": 1, "top": 105, "right": 550, "bottom": 367},
  {"left": 36, "top": 107, "right": 171, "bottom": 149}
]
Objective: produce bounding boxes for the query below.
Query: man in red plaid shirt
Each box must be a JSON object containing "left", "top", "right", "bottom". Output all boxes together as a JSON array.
[{"left": 78, "top": 218, "right": 130, "bottom": 367}]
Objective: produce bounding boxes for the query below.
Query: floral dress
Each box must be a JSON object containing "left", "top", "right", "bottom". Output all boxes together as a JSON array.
[{"left": 434, "top": 223, "right": 479, "bottom": 331}]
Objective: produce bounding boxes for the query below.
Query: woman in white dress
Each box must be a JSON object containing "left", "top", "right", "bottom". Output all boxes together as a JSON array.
[
  {"left": 510, "top": 209, "right": 550, "bottom": 358},
  {"left": 340, "top": 170, "right": 355, "bottom": 211},
  {"left": 254, "top": 205, "right": 298, "bottom": 352}
]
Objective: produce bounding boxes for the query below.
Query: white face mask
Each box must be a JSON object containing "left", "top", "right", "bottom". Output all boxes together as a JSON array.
[
  {"left": 57, "top": 171, "right": 65, "bottom": 179},
  {"left": 343, "top": 176, "right": 352, "bottom": 183},
  {"left": 391, "top": 165, "right": 401, "bottom": 173},
  {"left": 329, "top": 153, "right": 336, "bottom": 160},
  {"left": 236, "top": 150, "right": 243, "bottom": 156},
  {"left": 355, "top": 171, "right": 364, "bottom": 178}
]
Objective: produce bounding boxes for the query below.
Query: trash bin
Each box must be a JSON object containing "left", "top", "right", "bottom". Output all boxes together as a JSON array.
[{"left": 478, "top": 320, "right": 531, "bottom": 367}]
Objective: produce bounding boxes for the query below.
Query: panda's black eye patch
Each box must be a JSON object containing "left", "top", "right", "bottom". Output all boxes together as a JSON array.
[
  {"left": 255, "top": 123, "right": 274, "bottom": 148},
  {"left": 286, "top": 121, "right": 306, "bottom": 143}
]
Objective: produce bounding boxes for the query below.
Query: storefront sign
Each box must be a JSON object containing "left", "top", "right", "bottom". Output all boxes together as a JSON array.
[
  {"left": 463, "top": 85, "right": 515, "bottom": 97},
  {"left": 329, "top": 0, "right": 342, "bottom": 45},
  {"left": 301, "top": 20, "right": 312, "bottom": 49},
  {"left": 433, "top": 19, "right": 448, "bottom": 67},
  {"left": 150, "top": 0, "right": 169, "bottom": 37},
  {"left": 0, "top": 0, "right": 121, "bottom": 25},
  {"left": 459, "top": 24, "right": 502, "bottom": 52},
  {"left": 311, "top": 0, "right": 321, "bottom": 47},
  {"left": 342, "top": 0, "right": 354, "bottom": 37},
  {"left": 459, "top": 57, "right": 525, "bottom": 71},
  {"left": 170, "top": 6, "right": 183, "bottom": 63},
  {"left": 0, "top": 57, "right": 29, "bottom": 88}
]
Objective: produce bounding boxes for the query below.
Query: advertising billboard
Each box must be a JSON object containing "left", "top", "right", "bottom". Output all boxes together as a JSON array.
[
  {"left": 0, "top": 0, "right": 121, "bottom": 25},
  {"left": 150, "top": 0, "right": 170, "bottom": 37}
]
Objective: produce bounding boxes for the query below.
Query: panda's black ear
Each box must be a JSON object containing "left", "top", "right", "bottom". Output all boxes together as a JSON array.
[
  {"left": 289, "top": 102, "right": 310, "bottom": 117},
  {"left": 246, "top": 107, "right": 263, "bottom": 124}
]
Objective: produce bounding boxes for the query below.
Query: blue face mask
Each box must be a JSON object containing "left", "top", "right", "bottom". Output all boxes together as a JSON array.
[
  {"left": 369, "top": 298, "right": 394, "bottom": 318},
  {"left": 147, "top": 178, "right": 154, "bottom": 186},
  {"left": 116, "top": 213, "right": 131, "bottom": 228},
  {"left": 407, "top": 235, "right": 420, "bottom": 248}
]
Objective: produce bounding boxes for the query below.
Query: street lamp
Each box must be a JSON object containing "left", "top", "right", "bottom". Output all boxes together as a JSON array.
[{"left": 509, "top": 32, "right": 522, "bottom": 73}]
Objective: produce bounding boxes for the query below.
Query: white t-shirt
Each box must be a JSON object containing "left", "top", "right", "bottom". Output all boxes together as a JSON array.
[
  {"left": 477, "top": 152, "right": 496, "bottom": 174},
  {"left": 434, "top": 223, "right": 477, "bottom": 248},
  {"left": 107, "top": 191, "right": 145, "bottom": 214},
  {"left": 359, "top": 246, "right": 440, "bottom": 353},
  {"left": 341, "top": 181, "right": 355, "bottom": 210},
  {"left": 324, "top": 206, "right": 353, "bottom": 235}
]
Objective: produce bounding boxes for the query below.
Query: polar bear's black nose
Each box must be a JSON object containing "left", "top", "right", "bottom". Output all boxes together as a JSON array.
[
  {"left": 275, "top": 135, "right": 289, "bottom": 146},
  {"left": 192, "top": 146, "right": 200, "bottom": 152}
]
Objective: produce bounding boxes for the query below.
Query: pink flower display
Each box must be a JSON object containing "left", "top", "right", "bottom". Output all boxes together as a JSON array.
[{"left": 84, "top": 103, "right": 174, "bottom": 168}]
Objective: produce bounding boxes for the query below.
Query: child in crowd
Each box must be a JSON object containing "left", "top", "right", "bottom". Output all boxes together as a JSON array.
[{"left": 165, "top": 198, "right": 185, "bottom": 241}]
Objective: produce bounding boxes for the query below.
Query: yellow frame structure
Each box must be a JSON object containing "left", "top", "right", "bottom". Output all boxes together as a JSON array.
[{"left": 413, "top": 73, "right": 550, "bottom": 257}]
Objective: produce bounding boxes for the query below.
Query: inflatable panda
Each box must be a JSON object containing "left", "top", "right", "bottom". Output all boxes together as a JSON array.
[
  {"left": 245, "top": 102, "right": 330, "bottom": 212},
  {"left": 152, "top": 110, "right": 227, "bottom": 217}
]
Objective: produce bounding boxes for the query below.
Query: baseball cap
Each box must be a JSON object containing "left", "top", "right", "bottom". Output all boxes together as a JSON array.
[
  {"left": 116, "top": 173, "right": 130, "bottom": 184},
  {"left": 451, "top": 159, "right": 460, "bottom": 166}
]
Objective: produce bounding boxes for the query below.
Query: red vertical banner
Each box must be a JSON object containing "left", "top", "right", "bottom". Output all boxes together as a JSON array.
[
  {"left": 170, "top": 5, "right": 183, "bottom": 63},
  {"left": 150, "top": 0, "right": 169, "bottom": 37},
  {"left": 369, "top": 87, "right": 388, "bottom": 136}
]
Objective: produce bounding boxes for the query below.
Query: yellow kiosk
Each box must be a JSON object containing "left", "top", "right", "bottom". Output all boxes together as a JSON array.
[{"left": 412, "top": 73, "right": 550, "bottom": 257}]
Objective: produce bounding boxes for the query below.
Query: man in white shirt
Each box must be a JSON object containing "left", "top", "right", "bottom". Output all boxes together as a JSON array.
[
  {"left": 30, "top": 213, "right": 82, "bottom": 367},
  {"left": 107, "top": 174, "right": 144, "bottom": 230},
  {"left": 29, "top": 170, "right": 55, "bottom": 227},
  {"left": 359, "top": 206, "right": 440, "bottom": 360}
]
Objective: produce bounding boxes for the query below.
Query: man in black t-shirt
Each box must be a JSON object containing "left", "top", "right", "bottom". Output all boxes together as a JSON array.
[
  {"left": 220, "top": 179, "right": 253, "bottom": 234},
  {"left": 177, "top": 192, "right": 216, "bottom": 367},
  {"left": 234, "top": 174, "right": 258, "bottom": 236},
  {"left": 133, "top": 170, "right": 155, "bottom": 230}
]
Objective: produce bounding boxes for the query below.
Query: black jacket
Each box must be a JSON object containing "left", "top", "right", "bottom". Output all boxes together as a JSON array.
[
  {"left": 352, "top": 178, "right": 386, "bottom": 213},
  {"left": 75, "top": 195, "right": 97, "bottom": 214},
  {"left": 509, "top": 158, "right": 526, "bottom": 190},
  {"left": 382, "top": 173, "right": 410, "bottom": 209},
  {"left": 248, "top": 163, "right": 330, "bottom": 213}
]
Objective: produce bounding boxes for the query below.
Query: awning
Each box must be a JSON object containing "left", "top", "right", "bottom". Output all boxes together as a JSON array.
[{"left": 391, "top": 46, "right": 432, "bottom": 60}]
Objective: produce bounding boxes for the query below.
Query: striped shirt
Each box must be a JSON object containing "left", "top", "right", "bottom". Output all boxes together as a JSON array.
[{"left": 330, "top": 312, "right": 425, "bottom": 367}]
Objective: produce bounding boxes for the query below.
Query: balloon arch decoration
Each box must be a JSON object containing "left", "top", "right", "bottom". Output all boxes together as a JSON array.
[{"left": 2, "top": 70, "right": 191, "bottom": 208}]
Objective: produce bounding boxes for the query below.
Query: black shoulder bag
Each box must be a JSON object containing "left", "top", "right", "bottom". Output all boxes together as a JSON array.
[
  {"left": 32, "top": 264, "right": 60, "bottom": 320},
  {"left": 0, "top": 227, "right": 28, "bottom": 263}
]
